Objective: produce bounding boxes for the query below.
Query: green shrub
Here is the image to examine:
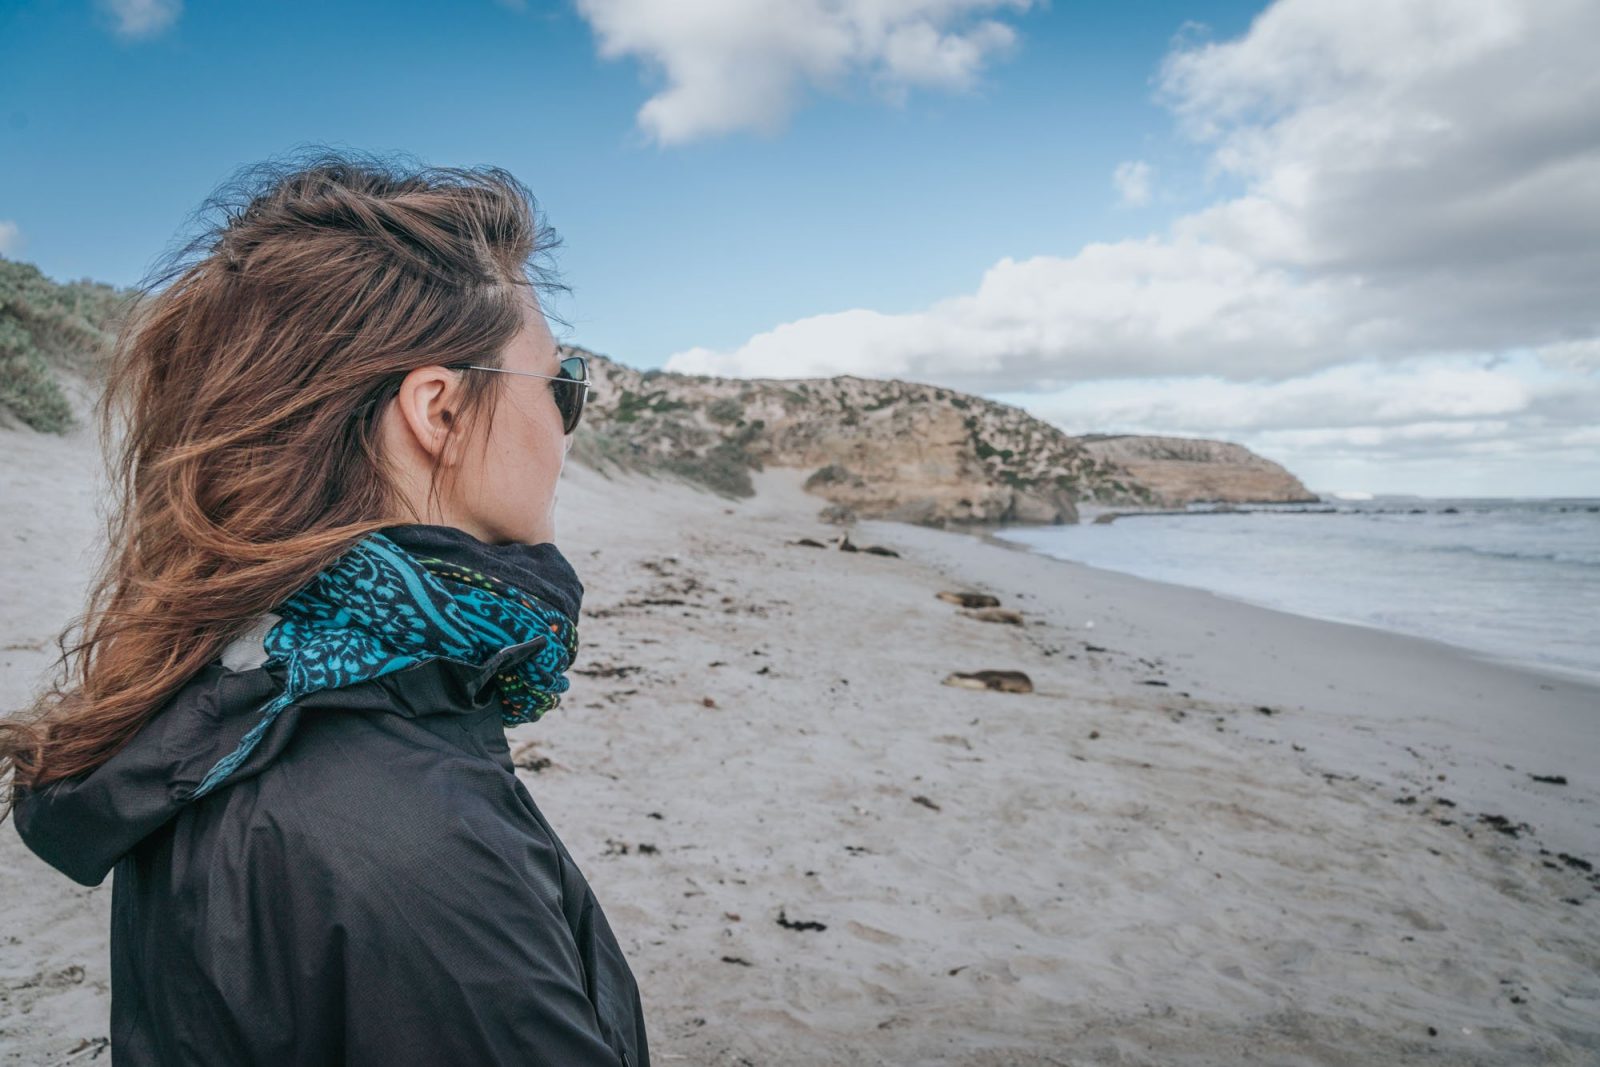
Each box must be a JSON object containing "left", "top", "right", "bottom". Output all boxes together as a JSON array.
[
  {"left": 661, "top": 439, "right": 755, "bottom": 498},
  {"left": 648, "top": 393, "right": 689, "bottom": 413},
  {"left": 804, "top": 463, "right": 855, "bottom": 489},
  {"left": 0, "top": 256, "right": 132, "bottom": 432},
  {"left": 0, "top": 319, "right": 75, "bottom": 432},
  {"left": 567, "top": 426, "right": 648, "bottom": 478}
]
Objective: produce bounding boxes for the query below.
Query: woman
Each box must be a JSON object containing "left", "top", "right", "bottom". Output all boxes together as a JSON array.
[{"left": 2, "top": 149, "right": 649, "bottom": 1066}]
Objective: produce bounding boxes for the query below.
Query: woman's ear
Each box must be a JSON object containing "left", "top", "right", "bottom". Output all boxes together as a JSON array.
[{"left": 394, "top": 366, "right": 467, "bottom": 466}]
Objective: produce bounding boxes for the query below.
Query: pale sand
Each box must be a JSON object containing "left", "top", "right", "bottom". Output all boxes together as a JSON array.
[{"left": 3, "top": 424, "right": 1598, "bottom": 1065}]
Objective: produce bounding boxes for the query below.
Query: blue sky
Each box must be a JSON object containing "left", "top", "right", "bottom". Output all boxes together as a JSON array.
[{"left": 3, "top": 0, "right": 1596, "bottom": 497}]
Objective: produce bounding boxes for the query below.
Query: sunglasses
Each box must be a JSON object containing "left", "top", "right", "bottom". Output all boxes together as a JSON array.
[{"left": 447, "top": 354, "right": 591, "bottom": 434}]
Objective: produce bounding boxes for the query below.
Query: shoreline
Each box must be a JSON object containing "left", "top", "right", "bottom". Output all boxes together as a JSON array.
[
  {"left": 966, "top": 520, "right": 1600, "bottom": 690},
  {"left": 960, "top": 511, "right": 1600, "bottom": 694}
]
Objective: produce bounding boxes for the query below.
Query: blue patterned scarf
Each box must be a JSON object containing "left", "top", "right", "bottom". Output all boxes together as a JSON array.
[{"left": 189, "top": 524, "right": 580, "bottom": 800}]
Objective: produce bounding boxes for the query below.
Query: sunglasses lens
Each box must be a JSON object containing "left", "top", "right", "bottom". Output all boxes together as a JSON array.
[{"left": 553, "top": 356, "right": 587, "bottom": 433}]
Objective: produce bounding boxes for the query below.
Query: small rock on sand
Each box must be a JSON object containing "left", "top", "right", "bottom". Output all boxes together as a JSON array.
[
  {"left": 942, "top": 670, "right": 1033, "bottom": 694},
  {"left": 937, "top": 591, "right": 1001, "bottom": 609},
  {"left": 959, "top": 607, "right": 1023, "bottom": 625}
]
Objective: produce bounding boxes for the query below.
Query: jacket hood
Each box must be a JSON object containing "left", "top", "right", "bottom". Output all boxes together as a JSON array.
[{"left": 12, "top": 525, "right": 580, "bottom": 887}]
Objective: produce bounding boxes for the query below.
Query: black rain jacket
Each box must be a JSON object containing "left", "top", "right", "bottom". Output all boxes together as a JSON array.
[{"left": 11, "top": 534, "right": 649, "bottom": 1067}]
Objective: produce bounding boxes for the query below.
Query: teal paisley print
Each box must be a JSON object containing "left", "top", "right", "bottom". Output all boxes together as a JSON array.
[{"left": 189, "top": 530, "right": 577, "bottom": 800}]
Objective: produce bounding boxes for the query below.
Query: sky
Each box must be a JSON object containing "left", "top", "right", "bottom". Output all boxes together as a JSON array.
[{"left": 2, "top": 0, "right": 1596, "bottom": 498}]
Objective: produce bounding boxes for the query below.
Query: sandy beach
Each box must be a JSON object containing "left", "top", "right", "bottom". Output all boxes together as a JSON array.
[{"left": 3, "top": 426, "right": 1598, "bottom": 1065}]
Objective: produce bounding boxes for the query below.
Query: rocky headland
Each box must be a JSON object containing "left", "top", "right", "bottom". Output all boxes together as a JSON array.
[{"left": 1077, "top": 433, "right": 1319, "bottom": 507}]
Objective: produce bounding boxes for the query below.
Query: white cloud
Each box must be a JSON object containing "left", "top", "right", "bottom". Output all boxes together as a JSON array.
[
  {"left": 1160, "top": 0, "right": 1600, "bottom": 354},
  {"left": 989, "top": 353, "right": 1600, "bottom": 494},
  {"left": 1534, "top": 338, "right": 1600, "bottom": 374},
  {"left": 997, "top": 358, "right": 1541, "bottom": 436},
  {"left": 669, "top": 237, "right": 1345, "bottom": 389},
  {"left": 1112, "top": 160, "right": 1153, "bottom": 206},
  {"left": 0, "top": 220, "right": 21, "bottom": 256},
  {"left": 663, "top": 0, "right": 1600, "bottom": 493},
  {"left": 574, "top": 0, "right": 1032, "bottom": 145},
  {"left": 97, "top": 0, "right": 182, "bottom": 40}
]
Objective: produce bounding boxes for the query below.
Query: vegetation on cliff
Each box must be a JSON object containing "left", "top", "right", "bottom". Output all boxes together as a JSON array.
[{"left": 0, "top": 257, "right": 132, "bottom": 433}]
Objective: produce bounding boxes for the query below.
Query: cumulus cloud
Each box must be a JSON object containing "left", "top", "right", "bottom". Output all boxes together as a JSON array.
[
  {"left": 1047, "top": 353, "right": 1600, "bottom": 495},
  {"left": 97, "top": 0, "right": 182, "bottom": 40},
  {"left": 992, "top": 358, "right": 1545, "bottom": 435},
  {"left": 664, "top": 0, "right": 1600, "bottom": 492},
  {"left": 669, "top": 238, "right": 1346, "bottom": 390},
  {"left": 1112, "top": 160, "right": 1153, "bottom": 206},
  {"left": 1161, "top": 0, "right": 1600, "bottom": 355},
  {"left": 990, "top": 353, "right": 1600, "bottom": 493},
  {"left": 574, "top": 0, "right": 1032, "bottom": 144},
  {"left": 0, "top": 220, "right": 21, "bottom": 256},
  {"left": 1534, "top": 338, "right": 1600, "bottom": 374}
]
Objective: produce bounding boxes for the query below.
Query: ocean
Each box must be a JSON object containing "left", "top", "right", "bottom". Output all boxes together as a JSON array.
[{"left": 993, "top": 498, "right": 1600, "bottom": 683}]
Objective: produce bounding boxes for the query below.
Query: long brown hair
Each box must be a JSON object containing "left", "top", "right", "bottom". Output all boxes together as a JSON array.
[{"left": 1, "top": 147, "right": 568, "bottom": 815}]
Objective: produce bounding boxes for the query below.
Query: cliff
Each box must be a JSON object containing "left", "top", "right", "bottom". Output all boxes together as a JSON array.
[
  {"left": 569, "top": 349, "right": 1157, "bottom": 527},
  {"left": 1075, "top": 434, "right": 1319, "bottom": 506}
]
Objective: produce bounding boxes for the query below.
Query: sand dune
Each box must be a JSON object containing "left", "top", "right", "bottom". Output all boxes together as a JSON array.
[{"left": 3, "top": 434, "right": 1597, "bottom": 1065}]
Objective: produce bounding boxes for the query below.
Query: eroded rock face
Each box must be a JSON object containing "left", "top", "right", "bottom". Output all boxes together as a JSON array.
[
  {"left": 570, "top": 350, "right": 1154, "bottom": 527},
  {"left": 568, "top": 351, "right": 1317, "bottom": 524},
  {"left": 1076, "top": 435, "right": 1319, "bottom": 506}
]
